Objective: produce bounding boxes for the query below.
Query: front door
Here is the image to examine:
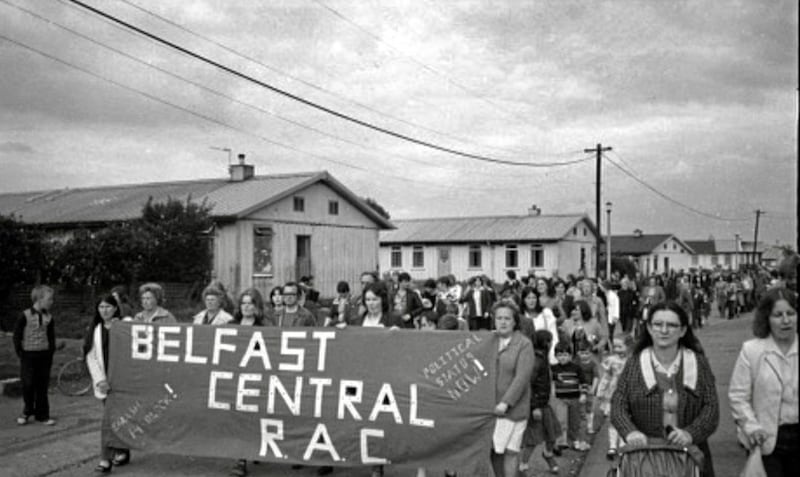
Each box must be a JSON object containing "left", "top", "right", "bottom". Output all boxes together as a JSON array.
[
  {"left": 437, "top": 247, "right": 451, "bottom": 277},
  {"left": 296, "top": 235, "right": 311, "bottom": 279}
]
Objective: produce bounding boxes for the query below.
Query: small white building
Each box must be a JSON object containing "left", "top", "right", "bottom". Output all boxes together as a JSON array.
[
  {"left": 609, "top": 231, "right": 695, "bottom": 275},
  {"left": 685, "top": 238, "right": 765, "bottom": 271},
  {"left": 379, "top": 213, "right": 599, "bottom": 282}
]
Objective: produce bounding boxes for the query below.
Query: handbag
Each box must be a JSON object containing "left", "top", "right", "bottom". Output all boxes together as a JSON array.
[{"left": 739, "top": 447, "right": 766, "bottom": 477}]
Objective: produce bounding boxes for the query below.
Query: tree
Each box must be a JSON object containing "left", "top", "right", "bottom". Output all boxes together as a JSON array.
[
  {"left": 137, "top": 196, "right": 213, "bottom": 283},
  {"left": 363, "top": 197, "right": 391, "bottom": 220},
  {"left": 0, "top": 214, "right": 44, "bottom": 329}
]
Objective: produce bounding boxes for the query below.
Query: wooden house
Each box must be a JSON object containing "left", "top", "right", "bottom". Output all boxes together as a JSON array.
[{"left": 0, "top": 159, "right": 393, "bottom": 297}]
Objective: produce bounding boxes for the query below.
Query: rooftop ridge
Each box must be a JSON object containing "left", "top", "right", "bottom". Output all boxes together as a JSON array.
[
  {"left": 0, "top": 171, "right": 324, "bottom": 197},
  {"left": 391, "top": 213, "right": 587, "bottom": 222}
]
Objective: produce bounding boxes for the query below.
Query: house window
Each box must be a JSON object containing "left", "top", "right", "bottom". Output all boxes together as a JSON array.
[
  {"left": 573, "top": 227, "right": 578, "bottom": 236},
  {"left": 328, "top": 200, "right": 339, "bottom": 215},
  {"left": 691, "top": 255, "right": 698, "bottom": 265},
  {"left": 390, "top": 246, "right": 402, "bottom": 268},
  {"left": 724, "top": 254, "right": 731, "bottom": 265},
  {"left": 253, "top": 227, "right": 273, "bottom": 276},
  {"left": 653, "top": 254, "right": 659, "bottom": 271},
  {"left": 580, "top": 247, "right": 586, "bottom": 271},
  {"left": 664, "top": 244, "right": 668, "bottom": 250},
  {"left": 469, "top": 245, "right": 482, "bottom": 268},
  {"left": 583, "top": 227, "right": 587, "bottom": 236},
  {"left": 412, "top": 246, "right": 424, "bottom": 268},
  {"left": 505, "top": 245, "right": 518, "bottom": 268},
  {"left": 530, "top": 244, "right": 544, "bottom": 268},
  {"left": 672, "top": 244, "right": 677, "bottom": 250},
  {"left": 711, "top": 255, "right": 719, "bottom": 266},
  {"left": 293, "top": 196, "right": 305, "bottom": 212}
]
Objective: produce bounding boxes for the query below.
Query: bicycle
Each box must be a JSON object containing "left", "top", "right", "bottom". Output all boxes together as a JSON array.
[{"left": 57, "top": 355, "right": 92, "bottom": 396}]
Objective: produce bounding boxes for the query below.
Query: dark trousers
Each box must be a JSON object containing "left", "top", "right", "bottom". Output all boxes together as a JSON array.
[
  {"left": 762, "top": 424, "right": 800, "bottom": 477},
  {"left": 20, "top": 350, "right": 53, "bottom": 420},
  {"left": 470, "top": 316, "right": 491, "bottom": 330}
]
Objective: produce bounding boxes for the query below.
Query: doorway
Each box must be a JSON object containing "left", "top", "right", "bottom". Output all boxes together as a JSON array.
[{"left": 296, "top": 235, "right": 311, "bottom": 279}]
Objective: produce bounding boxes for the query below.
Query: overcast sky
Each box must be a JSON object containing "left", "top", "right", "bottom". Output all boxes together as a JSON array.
[{"left": 0, "top": 0, "right": 797, "bottom": 245}]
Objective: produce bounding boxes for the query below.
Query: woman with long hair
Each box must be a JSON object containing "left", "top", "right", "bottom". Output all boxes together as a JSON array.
[
  {"left": 83, "top": 294, "right": 130, "bottom": 473},
  {"left": 519, "top": 286, "right": 560, "bottom": 364}
]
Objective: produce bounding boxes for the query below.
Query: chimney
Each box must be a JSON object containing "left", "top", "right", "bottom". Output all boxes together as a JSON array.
[
  {"left": 633, "top": 228, "right": 643, "bottom": 238},
  {"left": 527, "top": 204, "right": 541, "bottom": 216},
  {"left": 229, "top": 153, "right": 254, "bottom": 182}
]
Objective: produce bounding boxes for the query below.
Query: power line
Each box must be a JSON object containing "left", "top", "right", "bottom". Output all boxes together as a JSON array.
[
  {"left": 0, "top": 30, "right": 577, "bottom": 194},
  {"left": 3, "top": 0, "right": 512, "bottom": 176},
  {"left": 602, "top": 153, "right": 751, "bottom": 222},
  {"left": 309, "top": 0, "right": 531, "bottom": 125},
  {"left": 65, "top": 0, "right": 582, "bottom": 169},
  {"left": 10, "top": 0, "right": 590, "bottom": 183},
  {"left": 115, "top": 0, "right": 558, "bottom": 160}
]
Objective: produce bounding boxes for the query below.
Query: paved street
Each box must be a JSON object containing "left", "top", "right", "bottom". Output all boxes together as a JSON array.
[{"left": 1, "top": 310, "right": 754, "bottom": 476}]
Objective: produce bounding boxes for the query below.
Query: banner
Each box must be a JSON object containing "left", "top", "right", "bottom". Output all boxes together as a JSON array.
[{"left": 106, "top": 323, "right": 498, "bottom": 472}]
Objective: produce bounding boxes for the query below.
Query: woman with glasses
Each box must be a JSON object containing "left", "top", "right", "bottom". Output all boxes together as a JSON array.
[
  {"left": 610, "top": 302, "right": 719, "bottom": 476},
  {"left": 729, "top": 289, "right": 798, "bottom": 477}
]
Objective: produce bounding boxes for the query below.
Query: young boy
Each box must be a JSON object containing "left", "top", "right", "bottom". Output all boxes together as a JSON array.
[
  {"left": 575, "top": 342, "right": 599, "bottom": 434},
  {"left": 551, "top": 341, "right": 591, "bottom": 451},
  {"left": 13, "top": 285, "right": 57, "bottom": 426}
]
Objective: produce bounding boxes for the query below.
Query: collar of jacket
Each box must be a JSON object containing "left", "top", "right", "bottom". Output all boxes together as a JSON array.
[{"left": 640, "top": 347, "right": 698, "bottom": 392}]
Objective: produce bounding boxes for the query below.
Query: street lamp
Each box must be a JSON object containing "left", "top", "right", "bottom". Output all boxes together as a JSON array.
[{"left": 606, "top": 202, "right": 612, "bottom": 281}]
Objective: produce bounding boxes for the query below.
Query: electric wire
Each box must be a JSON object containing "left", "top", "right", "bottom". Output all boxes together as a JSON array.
[
  {"left": 0, "top": 30, "right": 576, "bottom": 193},
  {"left": 602, "top": 153, "right": 751, "bottom": 222},
  {"left": 115, "top": 0, "right": 552, "bottom": 160},
  {"left": 65, "top": 0, "right": 586, "bottom": 168},
  {"left": 4, "top": 0, "right": 516, "bottom": 176},
  {"left": 309, "top": 0, "right": 531, "bottom": 125}
]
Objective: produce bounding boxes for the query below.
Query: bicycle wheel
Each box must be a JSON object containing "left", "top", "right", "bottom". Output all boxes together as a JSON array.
[{"left": 57, "top": 357, "right": 93, "bottom": 396}]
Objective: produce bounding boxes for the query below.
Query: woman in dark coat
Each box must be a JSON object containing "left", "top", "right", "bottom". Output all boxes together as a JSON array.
[{"left": 611, "top": 301, "right": 719, "bottom": 476}]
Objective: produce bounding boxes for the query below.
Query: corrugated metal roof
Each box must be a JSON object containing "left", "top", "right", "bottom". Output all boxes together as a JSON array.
[
  {"left": 379, "top": 214, "right": 593, "bottom": 243},
  {"left": 0, "top": 172, "right": 393, "bottom": 229},
  {"left": 609, "top": 234, "right": 672, "bottom": 255}
]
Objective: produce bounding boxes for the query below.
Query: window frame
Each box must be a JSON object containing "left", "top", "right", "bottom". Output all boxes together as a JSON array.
[
  {"left": 252, "top": 226, "right": 274, "bottom": 277},
  {"left": 328, "top": 200, "right": 339, "bottom": 215},
  {"left": 390, "top": 245, "right": 403, "bottom": 268},
  {"left": 412, "top": 245, "right": 424, "bottom": 268},
  {"left": 505, "top": 244, "right": 519, "bottom": 269},
  {"left": 468, "top": 245, "right": 482, "bottom": 269},
  {"left": 293, "top": 196, "right": 305, "bottom": 212},
  {"left": 530, "top": 244, "right": 544, "bottom": 269}
]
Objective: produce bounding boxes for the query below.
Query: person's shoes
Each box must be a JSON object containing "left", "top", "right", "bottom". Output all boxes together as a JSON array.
[
  {"left": 543, "top": 453, "right": 559, "bottom": 474},
  {"left": 94, "top": 460, "right": 112, "bottom": 473},
  {"left": 606, "top": 448, "right": 618, "bottom": 460},
  {"left": 552, "top": 445, "right": 563, "bottom": 457},
  {"left": 41, "top": 418, "right": 56, "bottom": 426},
  {"left": 370, "top": 465, "right": 384, "bottom": 477},
  {"left": 111, "top": 452, "right": 130, "bottom": 466},
  {"left": 16, "top": 415, "right": 31, "bottom": 426},
  {"left": 316, "top": 466, "right": 333, "bottom": 475}
]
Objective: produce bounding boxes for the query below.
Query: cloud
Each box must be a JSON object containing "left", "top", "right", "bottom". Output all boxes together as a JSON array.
[{"left": 0, "top": 141, "right": 34, "bottom": 154}]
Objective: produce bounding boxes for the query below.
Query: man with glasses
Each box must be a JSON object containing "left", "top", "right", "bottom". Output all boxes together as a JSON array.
[{"left": 274, "top": 282, "right": 316, "bottom": 328}]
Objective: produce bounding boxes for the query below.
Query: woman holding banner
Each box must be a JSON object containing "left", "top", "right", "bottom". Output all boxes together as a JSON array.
[
  {"left": 229, "top": 288, "right": 269, "bottom": 477},
  {"left": 83, "top": 294, "right": 130, "bottom": 473},
  {"left": 491, "top": 299, "right": 535, "bottom": 477}
]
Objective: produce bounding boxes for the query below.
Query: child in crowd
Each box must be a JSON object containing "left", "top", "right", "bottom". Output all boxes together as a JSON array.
[
  {"left": 575, "top": 341, "right": 599, "bottom": 434},
  {"left": 551, "top": 341, "right": 591, "bottom": 451},
  {"left": 594, "top": 334, "right": 634, "bottom": 459},
  {"left": 519, "top": 330, "right": 560, "bottom": 475},
  {"left": 13, "top": 285, "right": 57, "bottom": 426}
]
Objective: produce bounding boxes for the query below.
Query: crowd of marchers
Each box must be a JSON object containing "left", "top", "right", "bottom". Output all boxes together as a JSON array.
[{"left": 11, "top": 264, "right": 797, "bottom": 477}]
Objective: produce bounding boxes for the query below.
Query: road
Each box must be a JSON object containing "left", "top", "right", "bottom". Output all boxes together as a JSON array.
[{"left": 2, "top": 311, "right": 753, "bottom": 477}]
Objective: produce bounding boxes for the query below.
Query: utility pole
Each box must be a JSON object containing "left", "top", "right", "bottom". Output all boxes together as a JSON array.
[
  {"left": 584, "top": 143, "right": 612, "bottom": 278},
  {"left": 752, "top": 209, "right": 763, "bottom": 265}
]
